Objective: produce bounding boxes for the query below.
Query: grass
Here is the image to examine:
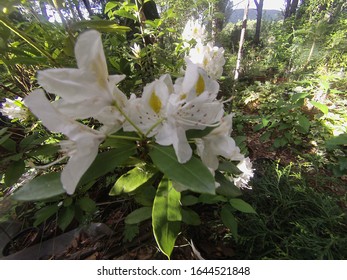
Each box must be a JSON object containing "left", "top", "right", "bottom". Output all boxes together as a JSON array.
[{"left": 227, "top": 159, "right": 347, "bottom": 259}]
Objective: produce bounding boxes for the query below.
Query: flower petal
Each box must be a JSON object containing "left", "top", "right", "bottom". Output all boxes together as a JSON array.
[
  {"left": 74, "top": 30, "right": 108, "bottom": 83},
  {"left": 38, "top": 69, "right": 101, "bottom": 102},
  {"left": 61, "top": 133, "right": 102, "bottom": 194}
]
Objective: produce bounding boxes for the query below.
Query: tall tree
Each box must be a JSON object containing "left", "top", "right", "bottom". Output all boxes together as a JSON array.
[
  {"left": 234, "top": 0, "right": 250, "bottom": 80},
  {"left": 253, "top": 0, "right": 264, "bottom": 45},
  {"left": 284, "top": 0, "right": 299, "bottom": 19}
]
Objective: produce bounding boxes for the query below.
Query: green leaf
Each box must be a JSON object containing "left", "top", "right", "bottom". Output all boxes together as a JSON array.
[
  {"left": 34, "top": 204, "right": 59, "bottom": 227},
  {"left": 310, "top": 100, "right": 329, "bottom": 115},
  {"left": 273, "top": 137, "right": 288, "bottom": 148},
  {"left": 181, "top": 208, "right": 201, "bottom": 226},
  {"left": 215, "top": 171, "right": 242, "bottom": 198},
  {"left": 260, "top": 131, "right": 272, "bottom": 142},
  {"left": 123, "top": 224, "right": 139, "bottom": 242},
  {"left": 77, "top": 197, "right": 96, "bottom": 213},
  {"left": 149, "top": 144, "right": 215, "bottom": 195},
  {"left": 0, "top": 127, "right": 8, "bottom": 136},
  {"left": 1, "top": 137, "right": 17, "bottom": 152},
  {"left": 152, "top": 178, "right": 181, "bottom": 258},
  {"left": 181, "top": 195, "right": 199, "bottom": 206},
  {"left": 0, "top": 134, "right": 11, "bottom": 145},
  {"left": 134, "top": 185, "right": 156, "bottom": 206},
  {"left": 28, "top": 144, "right": 60, "bottom": 157},
  {"left": 79, "top": 145, "right": 136, "bottom": 186},
  {"left": 125, "top": 207, "right": 152, "bottom": 224},
  {"left": 113, "top": 10, "right": 137, "bottom": 21},
  {"left": 291, "top": 92, "right": 310, "bottom": 103},
  {"left": 221, "top": 206, "right": 238, "bottom": 240},
  {"left": 198, "top": 193, "right": 227, "bottom": 204},
  {"left": 326, "top": 134, "right": 347, "bottom": 148},
  {"left": 229, "top": 198, "right": 256, "bottom": 214},
  {"left": 19, "top": 133, "right": 48, "bottom": 151},
  {"left": 71, "top": 20, "right": 131, "bottom": 33},
  {"left": 58, "top": 206, "right": 75, "bottom": 231},
  {"left": 11, "top": 172, "right": 65, "bottom": 201},
  {"left": 186, "top": 126, "right": 215, "bottom": 139},
  {"left": 218, "top": 161, "right": 242, "bottom": 175},
  {"left": 5, "top": 159, "right": 25, "bottom": 187},
  {"left": 109, "top": 164, "right": 158, "bottom": 196},
  {"left": 297, "top": 115, "right": 311, "bottom": 133},
  {"left": 105, "top": 1, "right": 118, "bottom": 13}
]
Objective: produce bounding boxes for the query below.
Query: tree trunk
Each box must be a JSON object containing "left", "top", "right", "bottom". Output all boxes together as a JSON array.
[
  {"left": 284, "top": 0, "right": 291, "bottom": 19},
  {"left": 82, "top": 0, "right": 93, "bottom": 17},
  {"left": 290, "top": 0, "right": 299, "bottom": 17},
  {"left": 75, "top": 2, "right": 85, "bottom": 20},
  {"left": 39, "top": 2, "right": 49, "bottom": 21},
  {"left": 284, "top": 0, "right": 299, "bottom": 19},
  {"left": 254, "top": 0, "right": 264, "bottom": 45},
  {"left": 234, "top": 0, "right": 250, "bottom": 80}
]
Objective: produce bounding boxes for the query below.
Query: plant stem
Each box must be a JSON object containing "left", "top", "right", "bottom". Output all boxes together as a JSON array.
[
  {"left": 107, "top": 134, "right": 141, "bottom": 141},
  {"left": 0, "top": 16, "right": 57, "bottom": 65}
]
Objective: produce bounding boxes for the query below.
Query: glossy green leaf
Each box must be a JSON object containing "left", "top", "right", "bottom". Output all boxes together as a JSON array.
[
  {"left": 149, "top": 144, "right": 215, "bottom": 195},
  {"left": 5, "top": 159, "right": 25, "bottom": 187},
  {"left": 79, "top": 145, "right": 136, "bottom": 186},
  {"left": 221, "top": 205, "right": 238, "bottom": 240},
  {"left": 181, "top": 195, "right": 199, "bottom": 206},
  {"left": 152, "top": 178, "right": 181, "bottom": 258},
  {"left": 58, "top": 206, "right": 75, "bottom": 231},
  {"left": 215, "top": 171, "right": 242, "bottom": 198},
  {"left": 125, "top": 207, "right": 152, "bottom": 224},
  {"left": 229, "top": 198, "right": 256, "bottom": 214},
  {"left": 109, "top": 164, "right": 158, "bottom": 196},
  {"left": 11, "top": 172, "right": 65, "bottom": 201}
]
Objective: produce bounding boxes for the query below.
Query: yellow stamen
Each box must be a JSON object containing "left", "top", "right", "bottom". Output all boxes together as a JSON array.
[
  {"left": 149, "top": 91, "right": 162, "bottom": 114},
  {"left": 195, "top": 74, "right": 205, "bottom": 96}
]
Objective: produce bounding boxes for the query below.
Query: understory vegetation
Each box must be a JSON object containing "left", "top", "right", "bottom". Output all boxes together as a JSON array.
[{"left": 0, "top": 0, "right": 346, "bottom": 259}]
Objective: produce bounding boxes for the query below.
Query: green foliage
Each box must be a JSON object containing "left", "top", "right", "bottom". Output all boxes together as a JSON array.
[
  {"left": 230, "top": 161, "right": 347, "bottom": 259},
  {"left": 1, "top": 0, "right": 346, "bottom": 261},
  {"left": 152, "top": 178, "right": 181, "bottom": 258},
  {"left": 149, "top": 144, "right": 216, "bottom": 195}
]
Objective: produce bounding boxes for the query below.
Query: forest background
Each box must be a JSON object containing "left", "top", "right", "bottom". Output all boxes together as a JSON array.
[{"left": 0, "top": 0, "right": 346, "bottom": 260}]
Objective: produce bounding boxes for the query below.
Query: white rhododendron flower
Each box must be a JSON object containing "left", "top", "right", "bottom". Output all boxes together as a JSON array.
[
  {"left": 123, "top": 74, "right": 172, "bottom": 137},
  {"left": 0, "top": 97, "right": 27, "bottom": 120},
  {"left": 182, "top": 19, "right": 206, "bottom": 44},
  {"left": 195, "top": 114, "right": 244, "bottom": 171},
  {"left": 125, "top": 64, "right": 224, "bottom": 163},
  {"left": 24, "top": 90, "right": 105, "bottom": 195},
  {"left": 131, "top": 43, "right": 141, "bottom": 58},
  {"left": 186, "top": 42, "right": 225, "bottom": 79},
  {"left": 232, "top": 157, "right": 254, "bottom": 189},
  {"left": 37, "top": 30, "right": 127, "bottom": 134}
]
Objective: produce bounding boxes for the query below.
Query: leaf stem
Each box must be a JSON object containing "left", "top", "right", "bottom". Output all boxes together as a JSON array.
[
  {"left": 107, "top": 134, "right": 141, "bottom": 141},
  {"left": 0, "top": 16, "right": 57, "bottom": 65},
  {"left": 112, "top": 101, "right": 145, "bottom": 138}
]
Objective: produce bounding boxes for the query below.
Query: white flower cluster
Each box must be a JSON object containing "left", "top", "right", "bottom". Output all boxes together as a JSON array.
[
  {"left": 23, "top": 21, "right": 253, "bottom": 195},
  {"left": 0, "top": 97, "right": 27, "bottom": 121}
]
